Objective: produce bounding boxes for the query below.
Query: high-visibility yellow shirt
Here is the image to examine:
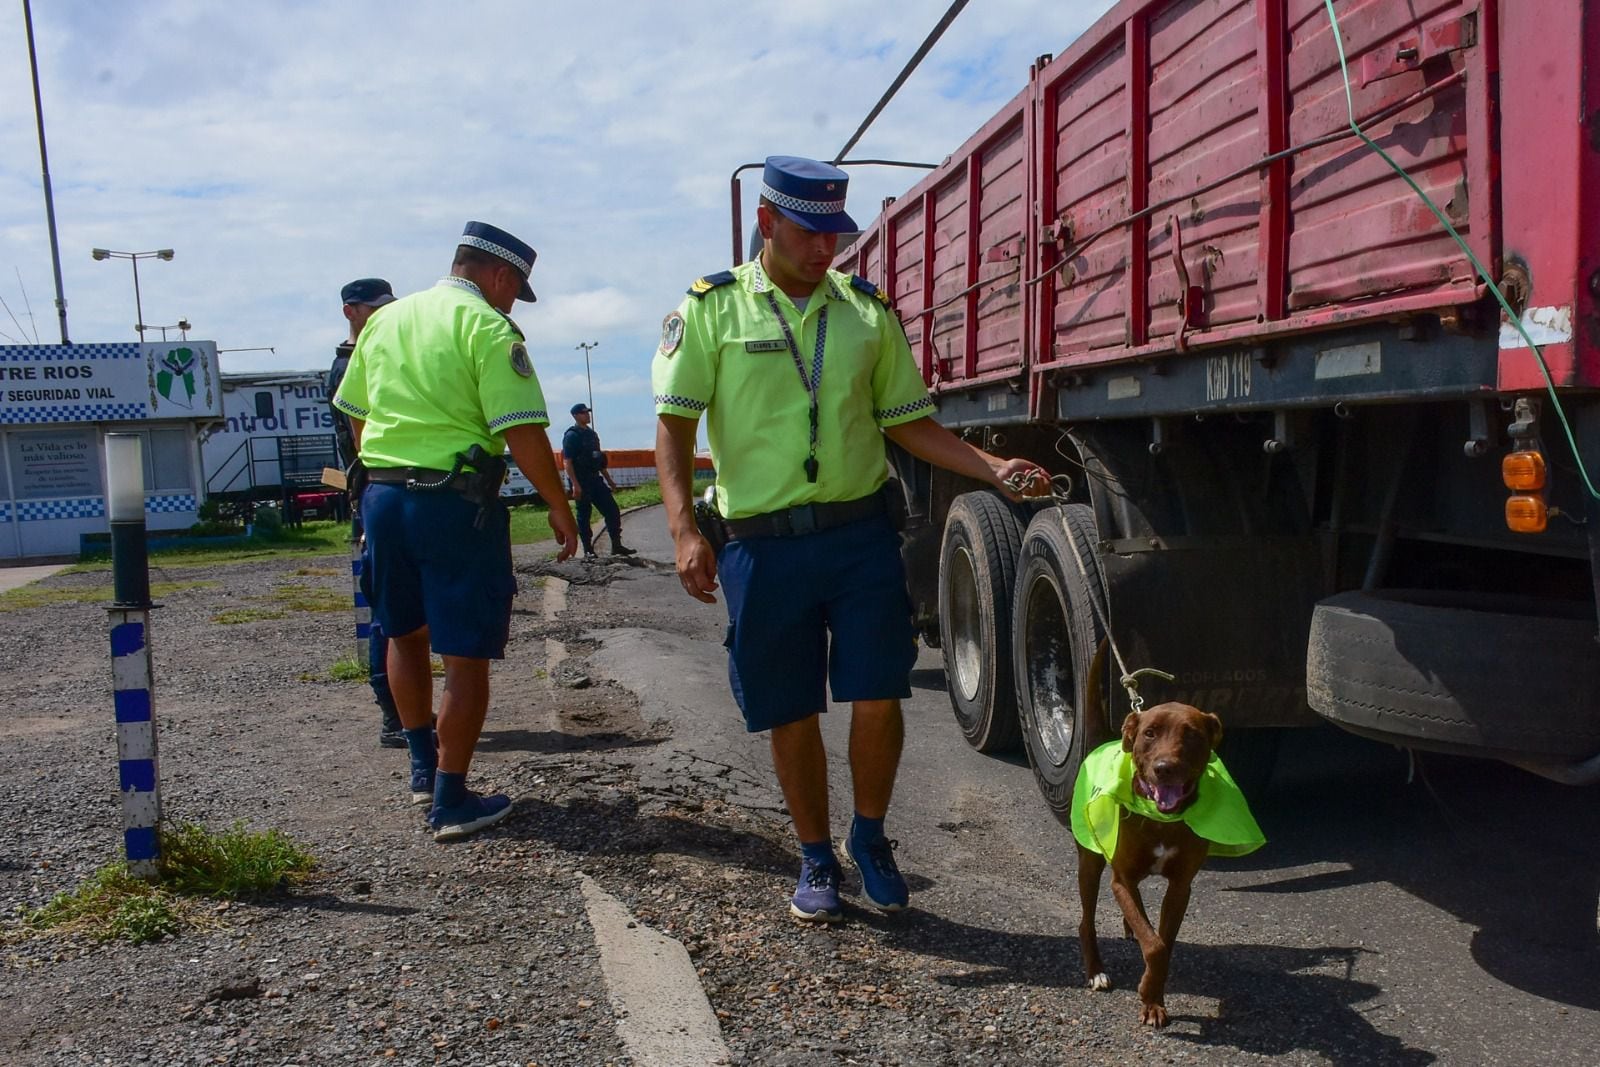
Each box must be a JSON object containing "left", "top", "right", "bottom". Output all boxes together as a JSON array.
[
  {"left": 333, "top": 278, "right": 549, "bottom": 471},
  {"left": 652, "top": 258, "right": 934, "bottom": 520}
]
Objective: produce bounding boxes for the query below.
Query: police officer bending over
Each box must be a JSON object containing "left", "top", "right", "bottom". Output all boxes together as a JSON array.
[
  {"left": 562, "top": 402, "right": 635, "bottom": 558},
  {"left": 653, "top": 157, "right": 1047, "bottom": 920},
  {"left": 334, "top": 221, "right": 579, "bottom": 843}
]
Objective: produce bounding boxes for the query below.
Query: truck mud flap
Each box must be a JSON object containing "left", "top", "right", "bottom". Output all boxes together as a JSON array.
[
  {"left": 1307, "top": 590, "right": 1600, "bottom": 760},
  {"left": 1100, "top": 538, "right": 1322, "bottom": 728}
]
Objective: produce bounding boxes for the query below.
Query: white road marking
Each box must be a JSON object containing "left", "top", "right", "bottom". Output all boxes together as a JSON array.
[{"left": 580, "top": 875, "right": 731, "bottom": 1067}]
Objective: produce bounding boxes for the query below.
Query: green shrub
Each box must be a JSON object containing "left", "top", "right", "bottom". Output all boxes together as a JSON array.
[{"left": 250, "top": 506, "right": 285, "bottom": 541}]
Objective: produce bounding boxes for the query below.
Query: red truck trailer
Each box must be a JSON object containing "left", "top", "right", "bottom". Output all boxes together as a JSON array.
[{"left": 755, "top": 0, "right": 1599, "bottom": 812}]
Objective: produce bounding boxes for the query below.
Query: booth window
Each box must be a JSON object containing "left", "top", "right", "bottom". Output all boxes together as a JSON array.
[{"left": 146, "top": 428, "right": 193, "bottom": 491}]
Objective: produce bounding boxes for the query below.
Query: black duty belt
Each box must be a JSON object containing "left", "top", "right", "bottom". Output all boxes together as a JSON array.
[
  {"left": 722, "top": 490, "right": 887, "bottom": 540},
  {"left": 365, "top": 467, "right": 454, "bottom": 486}
]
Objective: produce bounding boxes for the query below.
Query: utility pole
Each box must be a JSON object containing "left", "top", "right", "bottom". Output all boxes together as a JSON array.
[{"left": 23, "top": 0, "right": 70, "bottom": 343}]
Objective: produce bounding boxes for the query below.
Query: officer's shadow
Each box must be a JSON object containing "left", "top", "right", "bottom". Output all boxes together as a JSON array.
[{"left": 505, "top": 791, "right": 796, "bottom": 878}]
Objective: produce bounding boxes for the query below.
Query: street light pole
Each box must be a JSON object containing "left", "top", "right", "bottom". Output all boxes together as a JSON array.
[
  {"left": 91, "top": 248, "right": 174, "bottom": 342},
  {"left": 575, "top": 341, "right": 598, "bottom": 426},
  {"left": 23, "top": 0, "right": 70, "bottom": 343}
]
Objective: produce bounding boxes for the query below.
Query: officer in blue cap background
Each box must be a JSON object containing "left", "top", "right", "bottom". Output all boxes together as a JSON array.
[
  {"left": 327, "top": 277, "right": 405, "bottom": 748},
  {"left": 562, "top": 401, "right": 635, "bottom": 558},
  {"left": 334, "top": 221, "right": 579, "bottom": 843},
  {"left": 654, "top": 156, "right": 1048, "bottom": 920}
]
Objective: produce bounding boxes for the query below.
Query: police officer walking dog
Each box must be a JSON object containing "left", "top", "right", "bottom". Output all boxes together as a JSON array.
[
  {"left": 562, "top": 402, "right": 635, "bottom": 558},
  {"left": 334, "top": 222, "right": 579, "bottom": 842},
  {"left": 654, "top": 157, "right": 1048, "bottom": 920},
  {"left": 327, "top": 277, "right": 405, "bottom": 748}
]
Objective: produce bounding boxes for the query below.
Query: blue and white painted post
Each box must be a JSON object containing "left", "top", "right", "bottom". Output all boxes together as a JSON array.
[
  {"left": 105, "top": 433, "right": 161, "bottom": 879},
  {"left": 350, "top": 532, "right": 371, "bottom": 665}
]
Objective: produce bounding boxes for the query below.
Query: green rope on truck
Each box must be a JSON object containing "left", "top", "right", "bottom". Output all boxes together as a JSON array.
[{"left": 1321, "top": 0, "right": 1599, "bottom": 502}]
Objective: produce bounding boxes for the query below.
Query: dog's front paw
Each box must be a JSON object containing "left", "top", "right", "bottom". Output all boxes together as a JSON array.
[
  {"left": 1088, "top": 972, "right": 1112, "bottom": 991},
  {"left": 1139, "top": 1002, "right": 1169, "bottom": 1027}
]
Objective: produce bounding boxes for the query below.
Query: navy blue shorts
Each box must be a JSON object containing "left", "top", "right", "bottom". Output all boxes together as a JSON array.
[
  {"left": 360, "top": 483, "right": 516, "bottom": 659},
  {"left": 719, "top": 515, "right": 917, "bottom": 732}
]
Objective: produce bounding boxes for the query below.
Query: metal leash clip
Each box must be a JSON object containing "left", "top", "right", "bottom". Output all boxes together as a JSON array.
[{"left": 1003, "top": 468, "right": 1046, "bottom": 494}]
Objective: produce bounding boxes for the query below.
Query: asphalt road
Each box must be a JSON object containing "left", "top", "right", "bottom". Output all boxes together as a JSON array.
[{"left": 585, "top": 505, "right": 1600, "bottom": 1064}]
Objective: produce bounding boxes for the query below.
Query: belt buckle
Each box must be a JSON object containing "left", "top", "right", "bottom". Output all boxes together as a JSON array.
[{"left": 788, "top": 503, "right": 817, "bottom": 537}]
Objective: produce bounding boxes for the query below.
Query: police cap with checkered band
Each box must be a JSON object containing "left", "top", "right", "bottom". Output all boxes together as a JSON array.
[
  {"left": 459, "top": 221, "right": 538, "bottom": 303},
  {"left": 760, "top": 156, "right": 858, "bottom": 234}
]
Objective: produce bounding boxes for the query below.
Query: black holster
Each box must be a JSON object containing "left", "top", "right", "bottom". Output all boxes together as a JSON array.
[
  {"left": 346, "top": 459, "right": 369, "bottom": 509},
  {"left": 694, "top": 497, "right": 730, "bottom": 553}
]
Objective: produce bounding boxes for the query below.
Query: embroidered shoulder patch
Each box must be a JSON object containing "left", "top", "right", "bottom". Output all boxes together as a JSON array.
[
  {"left": 850, "top": 274, "right": 891, "bottom": 306},
  {"left": 509, "top": 341, "right": 533, "bottom": 378},
  {"left": 659, "top": 311, "right": 685, "bottom": 357},
  {"left": 687, "top": 270, "right": 736, "bottom": 299}
]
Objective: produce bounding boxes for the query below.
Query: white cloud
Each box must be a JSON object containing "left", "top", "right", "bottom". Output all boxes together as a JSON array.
[{"left": 0, "top": 0, "right": 1118, "bottom": 444}]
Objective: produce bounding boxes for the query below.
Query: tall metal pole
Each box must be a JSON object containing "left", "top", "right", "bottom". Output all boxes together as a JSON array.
[
  {"left": 130, "top": 256, "right": 145, "bottom": 340},
  {"left": 23, "top": 0, "right": 70, "bottom": 344},
  {"left": 575, "top": 341, "right": 598, "bottom": 426}
]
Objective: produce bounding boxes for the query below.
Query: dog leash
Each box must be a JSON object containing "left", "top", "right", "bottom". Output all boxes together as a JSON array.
[{"left": 1002, "top": 469, "right": 1173, "bottom": 713}]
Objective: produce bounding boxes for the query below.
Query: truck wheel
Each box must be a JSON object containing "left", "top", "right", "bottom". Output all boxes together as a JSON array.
[
  {"left": 1012, "top": 504, "right": 1109, "bottom": 824},
  {"left": 1307, "top": 590, "right": 1600, "bottom": 760},
  {"left": 938, "top": 492, "right": 1027, "bottom": 753}
]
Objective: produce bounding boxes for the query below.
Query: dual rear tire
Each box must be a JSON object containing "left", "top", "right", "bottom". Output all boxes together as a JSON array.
[{"left": 937, "top": 495, "right": 1109, "bottom": 824}]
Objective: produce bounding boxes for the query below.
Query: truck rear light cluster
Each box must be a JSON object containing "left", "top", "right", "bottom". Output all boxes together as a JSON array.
[{"left": 1502, "top": 449, "right": 1548, "bottom": 533}]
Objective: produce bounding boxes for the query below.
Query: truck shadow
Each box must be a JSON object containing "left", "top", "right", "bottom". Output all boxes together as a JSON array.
[{"left": 1224, "top": 727, "right": 1600, "bottom": 1011}]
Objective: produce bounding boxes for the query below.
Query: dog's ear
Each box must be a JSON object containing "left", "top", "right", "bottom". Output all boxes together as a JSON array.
[
  {"left": 1201, "top": 711, "right": 1224, "bottom": 751},
  {"left": 1121, "top": 711, "right": 1141, "bottom": 751}
]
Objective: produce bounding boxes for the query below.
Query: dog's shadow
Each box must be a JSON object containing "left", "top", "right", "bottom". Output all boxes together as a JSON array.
[{"left": 863, "top": 909, "right": 1433, "bottom": 1063}]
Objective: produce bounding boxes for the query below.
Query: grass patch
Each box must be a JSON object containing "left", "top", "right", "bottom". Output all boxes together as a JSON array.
[
  {"left": 18, "top": 822, "right": 314, "bottom": 945},
  {"left": 213, "top": 607, "right": 288, "bottom": 625},
  {"left": 327, "top": 655, "right": 368, "bottom": 681},
  {"left": 0, "top": 579, "right": 215, "bottom": 613},
  {"left": 312, "top": 653, "right": 441, "bottom": 683},
  {"left": 270, "top": 584, "right": 347, "bottom": 613},
  {"left": 507, "top": 478, "right": 706, "bottom": 546},
  {"left": 72, "top": 521, "right": 351, "bottom": 570}
]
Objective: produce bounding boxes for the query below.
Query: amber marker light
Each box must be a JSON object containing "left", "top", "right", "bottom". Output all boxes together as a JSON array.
[
  {"left": 1506, "top": 494, "right": 1548, "bottom": 534},
  {"left": 1502, "top": 450, "right": 1547, "bottom": 491}
]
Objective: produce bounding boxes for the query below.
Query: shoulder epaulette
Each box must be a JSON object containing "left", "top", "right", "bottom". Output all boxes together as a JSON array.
[
  {"left": 850, "top": 274, "right": 891, "bottom": 307},
  {"left": 687, "top": 270, "right": 736, "bottom": 299},
  {"left": 496, "top": 309, "right": 525, "bottom": 340}
]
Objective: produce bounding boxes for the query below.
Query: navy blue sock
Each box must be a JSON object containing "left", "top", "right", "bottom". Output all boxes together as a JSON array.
[
  {"left": 851, "top": 814, "right": 885, "bottom": 845},
  {"left": 434, "top": 771, "right": 467, "bottom": 810},
  {"left": 403, "top": 726, "right": 436, "bottom": 774},
  {"left": 799, "top": 840, "right": 836, "bottom": 866}
]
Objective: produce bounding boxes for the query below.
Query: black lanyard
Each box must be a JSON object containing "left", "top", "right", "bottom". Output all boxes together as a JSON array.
[{"left": 762, "top": 292, "right": 827, "bottom": 483}]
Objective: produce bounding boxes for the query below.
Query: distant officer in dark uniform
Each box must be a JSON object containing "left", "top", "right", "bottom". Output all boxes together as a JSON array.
[
  {"left": 334, "top": 222, "right": 579, "bottom": 843},
  {"left": 561, "top": 402, "right": 635, "bottom": 558},
  {"left": 654, "top": 156, "right": 1048, "bottom": 921},
  {"left": 326, "top": 277, "right": 403, "bottom": 748}
]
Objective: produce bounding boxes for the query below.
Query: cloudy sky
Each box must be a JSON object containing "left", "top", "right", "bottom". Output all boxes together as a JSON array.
[{"left": 1, "top": 0, "right": 1116, "bottom": 447}]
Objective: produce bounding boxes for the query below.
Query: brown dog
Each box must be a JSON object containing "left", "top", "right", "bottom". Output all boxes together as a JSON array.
[{"left": 1075, "top": 661, "right": 1224, "bottom": 1027}]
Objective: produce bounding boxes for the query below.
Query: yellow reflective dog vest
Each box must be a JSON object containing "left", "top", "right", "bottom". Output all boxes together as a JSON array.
[{"left": 1071, "top": 740, "right": 1267, "bottom": 861}]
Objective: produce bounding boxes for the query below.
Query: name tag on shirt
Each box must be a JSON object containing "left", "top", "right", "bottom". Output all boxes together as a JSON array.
[{"left": 744, "top": 339, "right": 788, "bottom": 353}]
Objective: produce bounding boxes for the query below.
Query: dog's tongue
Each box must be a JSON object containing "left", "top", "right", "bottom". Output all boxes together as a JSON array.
[{"left": 1150, "top": 781, "right": 1191, "bottom": 813}]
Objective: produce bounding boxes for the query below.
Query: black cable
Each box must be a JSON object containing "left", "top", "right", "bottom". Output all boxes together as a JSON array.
[{"left": 833, "top": 0, "right": 972, "bottom": 166}]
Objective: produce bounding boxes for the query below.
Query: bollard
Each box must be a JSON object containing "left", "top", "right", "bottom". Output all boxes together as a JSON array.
[
  {"left": 350, "top": 531, "right": 371, "bottom": 665},
  {"left": 105, "top": 434, "right": 161, "bottom": 879}
]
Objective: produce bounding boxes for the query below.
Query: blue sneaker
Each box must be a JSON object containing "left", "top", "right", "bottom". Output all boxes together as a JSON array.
[
  {"left": 847, "top": 835, "right": 909, "bottom": 912},
  {"left": 409, "top": 767, "right": 436, "bottom": 806},
  {"left": 429, "top": 791, "right": 513, "bottom": 842},
  {"left": 789, "top": 857, "right": 843, "bottom": 923}
]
